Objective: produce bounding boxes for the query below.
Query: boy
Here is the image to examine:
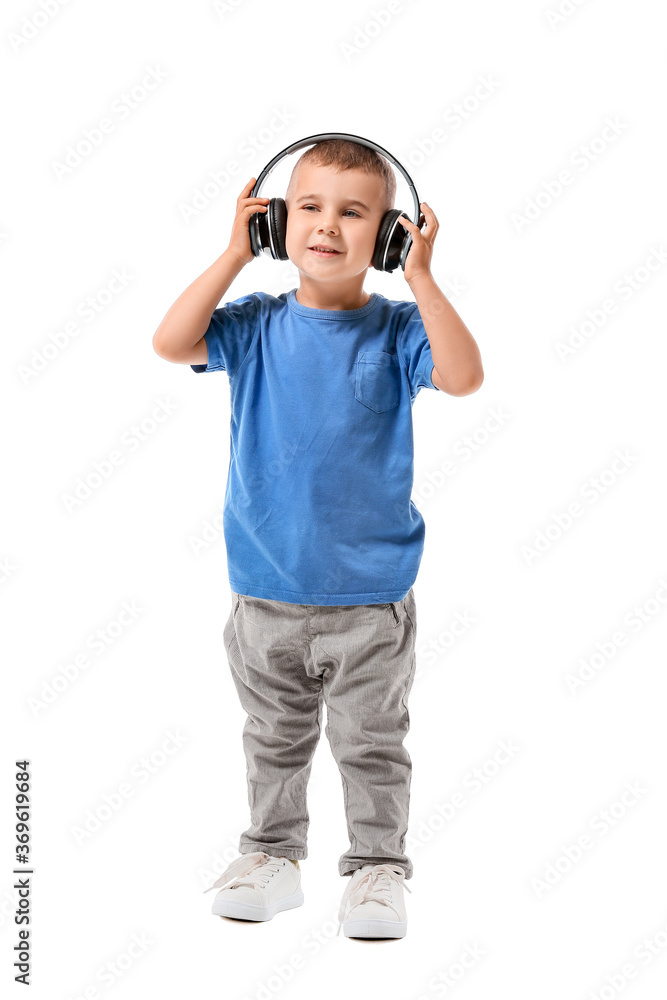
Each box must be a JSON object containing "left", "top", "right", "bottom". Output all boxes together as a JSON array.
[{"left": 153, "top": 139, "right": 483, "bottom": 939}]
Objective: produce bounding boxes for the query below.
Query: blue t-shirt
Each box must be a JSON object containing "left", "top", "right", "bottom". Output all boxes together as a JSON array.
[{"left": 191, "top": 287, "right": 438, "bottom": 605}]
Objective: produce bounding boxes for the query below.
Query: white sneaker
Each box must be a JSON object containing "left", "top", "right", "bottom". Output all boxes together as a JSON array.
[
  {"left": 203, "top": 852, "right": 303, "bottom": 921},
  {"left": 337, "top": 863, "right": 411, "bottom": 938}
]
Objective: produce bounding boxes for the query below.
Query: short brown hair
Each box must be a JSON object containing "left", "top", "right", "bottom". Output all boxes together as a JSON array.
[{"left": 285, "top": 138, "right": 396, "bottom": 215}]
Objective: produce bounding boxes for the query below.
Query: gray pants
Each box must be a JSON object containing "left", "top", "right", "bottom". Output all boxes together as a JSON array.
[{"left": 223, "top": 588, "right": 418, "bottom": 879}]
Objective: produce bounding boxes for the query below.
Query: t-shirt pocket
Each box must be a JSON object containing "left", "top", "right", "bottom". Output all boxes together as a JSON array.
[{"left": 354, "top": 351, "right": 401, "bottom": 413}]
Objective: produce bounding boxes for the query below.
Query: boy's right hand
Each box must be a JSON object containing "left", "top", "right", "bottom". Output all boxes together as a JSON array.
[{"left": 227, "top": 178, "right": 270, "bottom": 266}]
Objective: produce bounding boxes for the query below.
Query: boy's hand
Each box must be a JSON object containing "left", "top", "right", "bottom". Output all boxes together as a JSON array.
[
  {"left": 397, "top": 202, "right": 438, "bottom": 284},
  {"left": 227, "top": 178, "right": 270, "bottom": 266}
]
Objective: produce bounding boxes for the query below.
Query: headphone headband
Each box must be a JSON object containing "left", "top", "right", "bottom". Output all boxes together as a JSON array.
[{"left": 250, "top": 132, "right": 421, "bottom": 225}]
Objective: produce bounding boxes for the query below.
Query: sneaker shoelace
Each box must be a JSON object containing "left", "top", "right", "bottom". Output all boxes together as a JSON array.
[
  {"left": 337, "top": 864, "right": 412, "bottom": 935},
  {"left": 203, "top": 852, "right": 286, "bottom": 894}
]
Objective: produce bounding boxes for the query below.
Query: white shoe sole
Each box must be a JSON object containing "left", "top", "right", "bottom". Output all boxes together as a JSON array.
[
  {"left": 213, "top": 890, "right": 304, "bottom": 921},
  {"left": 343, "top": 918, "right": 407, "bottom": 939}
]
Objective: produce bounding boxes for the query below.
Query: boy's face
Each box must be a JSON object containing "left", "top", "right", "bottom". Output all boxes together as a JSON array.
[{"left": 284, "top": 163, "right": 386, "bottom": 283}]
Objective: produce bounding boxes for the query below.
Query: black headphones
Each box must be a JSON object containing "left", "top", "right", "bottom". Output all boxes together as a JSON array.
[{"left": 248, "top": 132, "right": 423, "bottom": 273}]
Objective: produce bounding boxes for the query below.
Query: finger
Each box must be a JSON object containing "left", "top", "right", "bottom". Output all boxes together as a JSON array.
[
  {"left": 399, "top": 203, "right": 432, "bottom": 228},
  {"left": 240, "top": 178, "right": 264, "bottom": 199},
  {"left": 421, "top": 202, "right": 438, "bottom": 226},
  {"left": 398, "top": 217, "right": 424, "bottom": 241}
]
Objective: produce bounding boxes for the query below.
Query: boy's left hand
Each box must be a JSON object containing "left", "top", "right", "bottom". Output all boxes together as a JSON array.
[{"left": 397, "top": 202, "right": 438, "bottom": 283}]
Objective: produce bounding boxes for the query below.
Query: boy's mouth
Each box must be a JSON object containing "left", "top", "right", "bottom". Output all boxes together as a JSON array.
[{"left": 309, "top": 245, "right": 342, "bottom": 257}]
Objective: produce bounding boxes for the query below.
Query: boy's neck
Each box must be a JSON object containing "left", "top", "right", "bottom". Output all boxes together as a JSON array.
[{"left": 295, "top": 280, "right": 371, "bottom": 312}]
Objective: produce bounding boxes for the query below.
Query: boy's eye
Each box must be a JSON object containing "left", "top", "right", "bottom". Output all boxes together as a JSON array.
[{"left": 302, "top": 206, "right": 359, "bottom": 218}]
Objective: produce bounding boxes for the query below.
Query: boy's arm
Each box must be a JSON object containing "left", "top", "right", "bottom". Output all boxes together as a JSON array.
[
  {"left": 409, "top": 272, "right": 484, "bottom": 396},
  {"left": 152, "top": 249, "right": 246, "bottom": 365},
  {"left": 152, "top": 176, "right": 271, "bottom": 365},
  {"left": 397, "top": 203, "right": 483, "bottom": 396}
]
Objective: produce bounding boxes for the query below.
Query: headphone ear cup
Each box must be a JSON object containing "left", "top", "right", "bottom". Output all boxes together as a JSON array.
[
  {"left": 372, "top": 209, "right": 409, "bottom": 273},
  {"left": 251, "top": 196, "right": 288, "bottom": 259},
  {"left": 372, "top": 211, "right": 394, "bottom": 271},
  {"left": 269, "top": 197, "right": 288, "bottom": 260}
]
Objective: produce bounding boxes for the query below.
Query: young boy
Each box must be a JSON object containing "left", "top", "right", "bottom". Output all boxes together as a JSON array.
[{"left": 153, "top": 139, "right": 483, "bottom": 939}]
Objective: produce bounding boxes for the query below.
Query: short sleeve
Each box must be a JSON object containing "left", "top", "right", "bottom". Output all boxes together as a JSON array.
[
  {"left": 397, "top": 303, "right": 437, "bottom": 397},
  {"left": 190, "top": 292, "right": 260, "bottom": 376}
]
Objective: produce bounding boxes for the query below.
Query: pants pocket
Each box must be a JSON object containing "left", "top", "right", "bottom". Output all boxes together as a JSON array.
[{"left": 384, "top": 602, "right": 401, "bottom": 628}]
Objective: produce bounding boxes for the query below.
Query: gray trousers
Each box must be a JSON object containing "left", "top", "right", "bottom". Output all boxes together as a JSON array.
[{"left": 223, "top": 588, "right": 418, "bottom": 879}]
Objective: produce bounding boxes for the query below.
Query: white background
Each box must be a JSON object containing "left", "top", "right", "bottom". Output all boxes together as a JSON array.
[{"left": 2, "top": 0, "right": 667, "bottom": 997}]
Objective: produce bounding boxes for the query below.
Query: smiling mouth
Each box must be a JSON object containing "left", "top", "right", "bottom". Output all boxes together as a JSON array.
[{"left": 309, "top": 246, "right": 342, "bottom": 256}]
